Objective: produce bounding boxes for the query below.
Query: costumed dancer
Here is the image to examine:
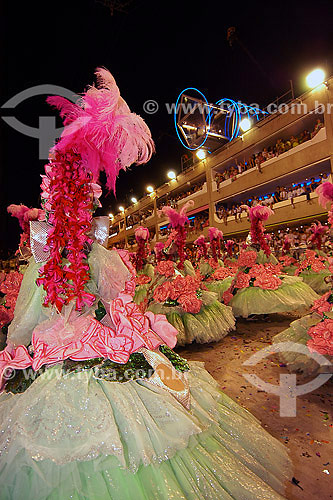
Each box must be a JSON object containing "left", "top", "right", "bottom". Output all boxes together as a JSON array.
[
  {"left": 273, "top": 183, "right": 333, "bottom": 377},
  {"left": 132, "top": 226, "right": 155, "bottom": 305},
  {"left": 220, "top": 205, "right": 318, "bottom": 318},
  {"left": 192, "top": 230, "right": 235, "bottom": 302},
  {"left": 140, "top": 208, "right": 236, "bottom": 346},
  {"left": 0, "top": 69, "right": 291, "bottom": 500}
]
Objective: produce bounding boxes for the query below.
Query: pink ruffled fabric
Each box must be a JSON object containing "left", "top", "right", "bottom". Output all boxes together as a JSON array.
[{"left": 0, "top": 346, "right": 32, "bottom": 391}]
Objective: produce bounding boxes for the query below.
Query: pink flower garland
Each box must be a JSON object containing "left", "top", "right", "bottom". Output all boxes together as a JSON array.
[
  {"left": 247, "top": 205, "right": 273, "bottom": 256},
  {"left": 194, "top": 235, "right": 208, "bottom": 260},
  {"left": 0, "top": 271, "right": 23, "bottom": 328},
  {"left": 208, "top": 227, "right": 223, "bottom": 263},
  {"left": 134, "top": 226, "right": 150, "bottom": 271},
  {"left": 37, "top": 150, "right": 95, "bottom": 312},
  {"left": 225, "top": 240, "right": 234, "bottom": 258}
]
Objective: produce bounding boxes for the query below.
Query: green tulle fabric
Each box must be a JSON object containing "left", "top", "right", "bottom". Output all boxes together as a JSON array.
[
  {"left": 298, "top": 270, "right": 331, "bottom": 294},
  {"left": 0, "top": 363, "right": 290, "bottom": 500},
  {"left": 272, "top": 314, "right": 332, "bottom": 377},
  {"left": 229, "top": 276, "right": 318, "bottom": 318},
  {"left": 206, "top": 278, "right": 233, "bottom": 301},
  {"left": 159, "top": 300, "right": 236, "bottom": 346}
]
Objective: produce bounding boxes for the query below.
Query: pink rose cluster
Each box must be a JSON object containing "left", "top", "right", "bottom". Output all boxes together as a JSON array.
[
  {"left": 279, "top": 255, "right": 296, "bottom": 268},
  {"left": 156, "top": 260, "right": 175, "bottom": 277},
  {"left": 307, "top": 318, "right": 333, "bottom": 356},
  {"left": 153, "top": 275, "right": 202, "bottom": 313},
  {"left": 237, "top": 250, "right": 257, "bottom": 268},
  {"left": 0, "top": 271, "right": 23, "bottom": 328},
  {"left": 212, "top": 267, "right": 236, "bottom": 280},
  {"left": 295, "top": 250, "right": 328, "bottom": 275},
  {"left": 311, "top": 292, "right": 332, "bottom": 316}
]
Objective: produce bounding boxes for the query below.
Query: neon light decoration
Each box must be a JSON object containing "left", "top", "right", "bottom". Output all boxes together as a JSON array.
[{"left": 174, "top": 87, "right": 267, "bottom": 151}]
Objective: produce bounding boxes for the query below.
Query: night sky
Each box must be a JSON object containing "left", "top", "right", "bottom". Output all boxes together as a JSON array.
[{"left": 1, "top": 0, "right": 332, "bottom": 254}]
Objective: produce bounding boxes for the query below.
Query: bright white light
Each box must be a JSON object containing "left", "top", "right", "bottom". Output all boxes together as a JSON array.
[
  {"left": 196, "top": 149, "right": 206, "bottom": 160},
  {"left": 306, "top": 68, "right": 325, "bottom": 88},
  {"left": 240, "top": 118, "right": 251, "bottom": 132},
  {"left": 131, "top": 197, "right": 137, "bottom": 203},
  {"left": 146, "top": 185, "right": 154, "bottom": 193},
  {"left": 119, "top": 206, "right": 124, "bottom": 212},
  {"left": 167, "top": 170, "right": 176, "bottom": 179},
  {"left": 108, "top": 213, "right": 113, "bottom": 218}
]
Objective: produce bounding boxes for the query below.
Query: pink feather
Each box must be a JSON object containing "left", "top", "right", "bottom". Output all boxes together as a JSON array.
[
  {"left": 135, "top": 226, "right": 149, "bottom": 241},
  {"left": 47, "top": 68, "right": 155, "bottom": 193},
  {"left": 161, "top": 200, "right": 194, "bottom": 228},
  {"left": 316, "top": 182, "right": 333, "bottom": 207},
  {"left": 208, "top": 227, "right": 223, "bottom": 241},
  {"left": 7, "top": 204, "right": 30, "bottom": 230},
  {"left": 310, "top": 221, "right": 327, "bottom": 235},
  {"left": 249, "top": 205, "right": 273, "bottom": 221},
  {"left": 194, "top": 235, "right": 206, "bottom": 246}
]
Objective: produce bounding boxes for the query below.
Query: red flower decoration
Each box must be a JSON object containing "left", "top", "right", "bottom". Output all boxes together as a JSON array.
[
  {"left": 135, "top": 274, "right": 151, "bottom": 285},
  {"left": 279, "top": 255, "right": 296, "bottom": 267},
  {"left": 307, "top": 319, "right": 333, "bottom": 356},
  {"left": 237, "top": 250, "right": 257, "bottom": 268},
  {"left": 178, "top": 293, "right": 202, "bottom": 313},
  {"left": 253, "top": 272, "right": 282, "bottom": 290},
  {"left": 212, "top": 267, "right": 235, "bottom": 280},
  {"left": 248, "top": 264, "right": 266, "bottom": 278},
  {"left": 235, "top": 272, "right": 251, "bottom": 289},
  {"left": 156, "top": 261, "right": 175, "bottom": 277},
  {"left": 37, "top": 150, "right": 95, "bottom": 312},
  {"left": 222, "top": 290, "right": 234, "bottom": 305},
  {"left": 208, "top": 258, "right": 219, "bottom": 269},
  {"left": 311, "top": 292, "right": 332, "bottom": 316},
  {"left": 153, "top": 282, "right": 172, "bottom": 303}
]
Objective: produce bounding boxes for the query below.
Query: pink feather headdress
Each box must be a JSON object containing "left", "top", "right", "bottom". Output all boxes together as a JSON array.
[
  {"left": 242, "top": 204, "right": 273, "bottom": 256},
  {"left": 208, "top": 227, "right": 223, "bottom": 241},
  {"left": 194, "top": 234, "right": 208, "bottom": 260},
  {"left": 194, "top": 235, "right": 206, "bottom": 246},
  {"left": 135, "top": 226, "right": 150, "bottom": 242},
  {"left": 308, "top": 221, "right": 327, "bottom": 250},
  {"left": 47, "top": 68, "right": 155, "bottom": 193},
  {"left": 249, "top": 205, "right": 273, "bottom": 222},
  {"left": 161, "top": 200, "right": 194, "bottom": 228},
  {"left": 7, "top": 204, "right": 44, "bottom": 232},
  {"left": 208, "top": 227, "right": 224, "bottom": 263},
  {"left": 310, "top": 221, "right": 327, "bottom": 236},
  {"left": 154, "top": 242, "right": 165, "bottom": 262}
]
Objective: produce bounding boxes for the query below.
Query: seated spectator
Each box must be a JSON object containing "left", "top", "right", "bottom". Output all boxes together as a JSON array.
[{"left": 311, "top": 119, "right": 324, "bottom": 138}]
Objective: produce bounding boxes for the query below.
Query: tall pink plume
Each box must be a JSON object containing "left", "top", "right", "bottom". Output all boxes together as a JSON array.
[
  {"left": 208, "top": 227, "right": 223, "bottom": 241},
  {"left": 249, "top": 205, "right": 273, "bottom": 221},
  {"left": 161, "top": 200, "right": 194, "bottom": 228},
  {"left": 7, "top": 204, "right": 29, "bottom": 230},
  {"left": 194, "top": 235, "right": 206, "bottom": 246},
  {"left": 316, "top": 182, "right": 333, "bottom": 208},
  {"left": 47, "top": 68, "right": 155, "bottom": 193},
  {"left": 310, "top": 221, "right": 327, "bottom": 235},
  {"left": 135, "top": 226, "right": 150, "bottom": 241}
]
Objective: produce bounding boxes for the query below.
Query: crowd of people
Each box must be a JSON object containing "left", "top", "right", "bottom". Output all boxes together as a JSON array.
[
  {"left": 157, "top": 179, "right": 206, "bottom": 211},
  {"left": 214, "top": 119, "right": 324, "bottom": 190},
  {"left": 216, "top": 172, "right": 330, "bottom": 224}
]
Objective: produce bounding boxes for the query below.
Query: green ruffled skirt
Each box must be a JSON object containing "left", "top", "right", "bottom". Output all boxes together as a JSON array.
[{"left": 0, "top": 363, "right": 290, "bottom": 500}]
